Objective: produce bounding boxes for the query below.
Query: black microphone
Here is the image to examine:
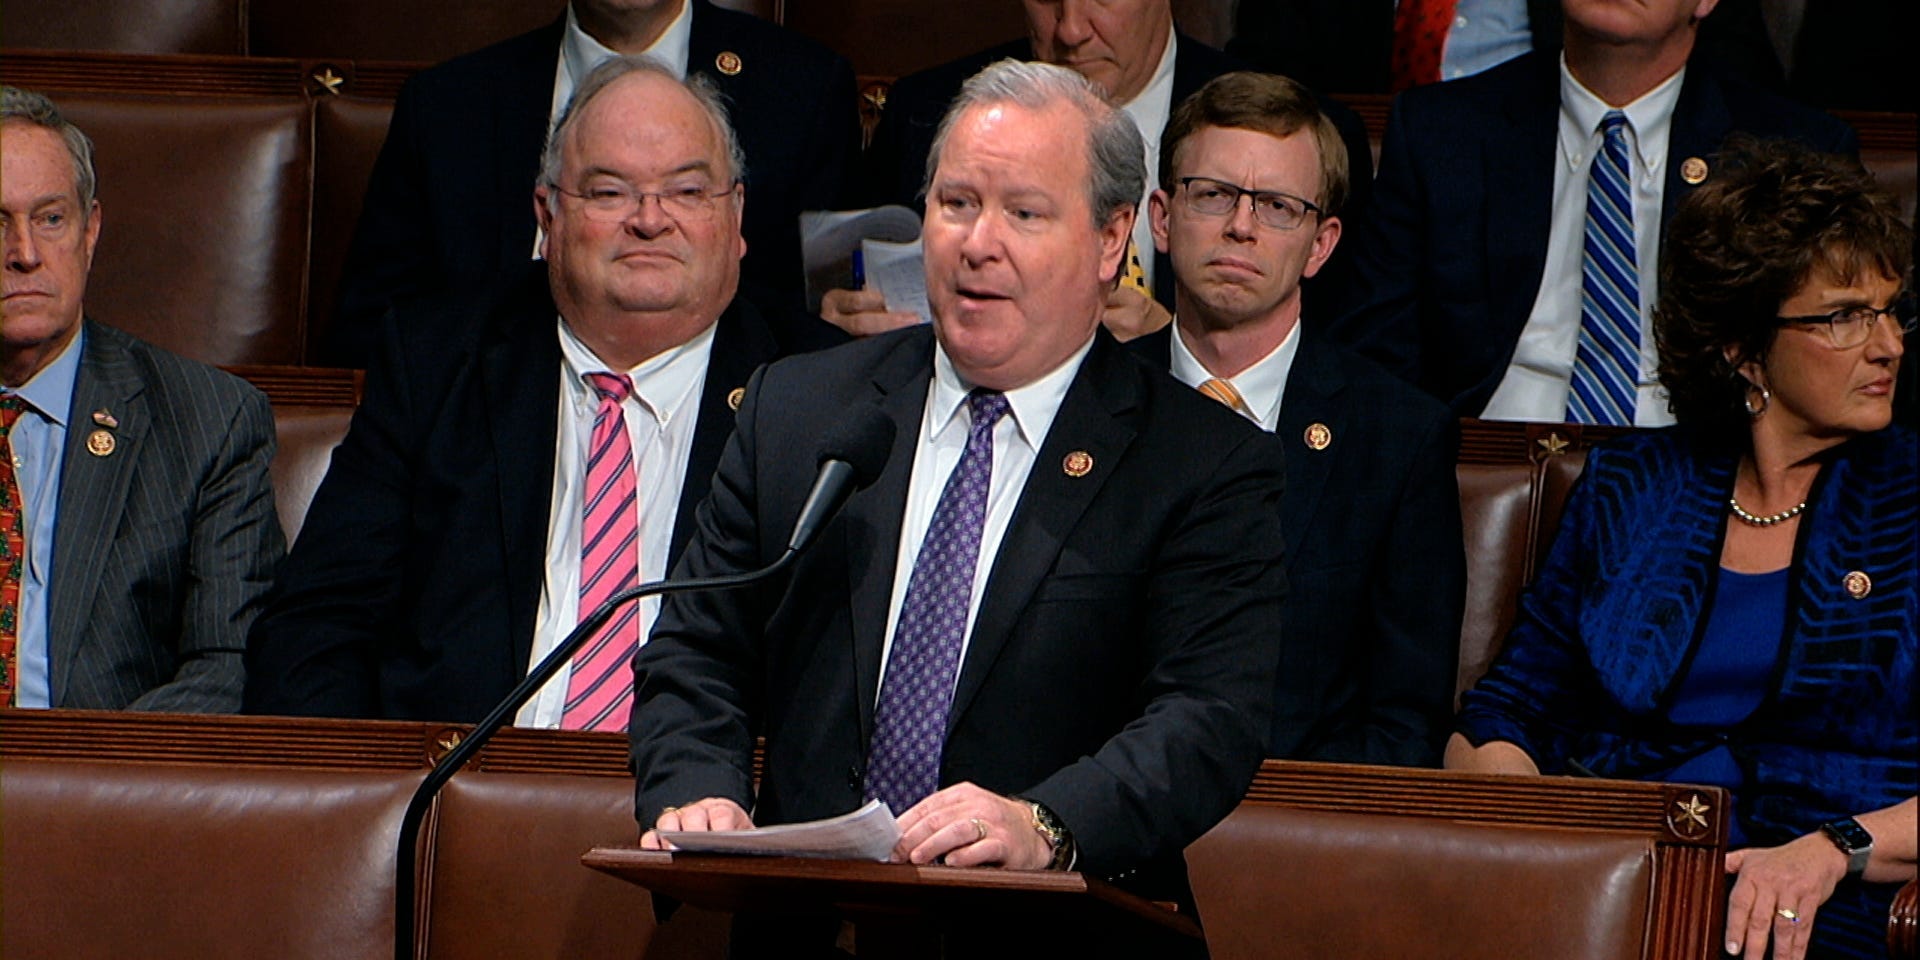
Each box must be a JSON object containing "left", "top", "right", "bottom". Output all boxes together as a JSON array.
[{"left": 392, "top": 405, "right": 894, "bottom": 960}]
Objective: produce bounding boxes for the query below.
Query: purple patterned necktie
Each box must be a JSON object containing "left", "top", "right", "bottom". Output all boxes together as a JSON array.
[{"left": 864, "top": 389, "right": 1010, "bottom": 814}]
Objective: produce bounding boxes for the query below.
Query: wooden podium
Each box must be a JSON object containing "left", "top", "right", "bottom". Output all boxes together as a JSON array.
[{"left": 582, "top": 847, "right": 1202, "bottom": 957}]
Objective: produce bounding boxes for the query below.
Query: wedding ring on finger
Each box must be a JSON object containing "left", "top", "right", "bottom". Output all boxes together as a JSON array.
[
  {"left": 969, "top": 817, "right": 989, "bottom": 843},
  {"left": 1775, "top": 907, "right": 1801, "bottom": 923}
]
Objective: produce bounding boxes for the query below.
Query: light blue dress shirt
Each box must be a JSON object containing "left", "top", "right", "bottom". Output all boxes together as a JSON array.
[
  {"left": 1, "top": 326, "right": 83, "bottom": 708},
  {"left": 1441, "top": 0, "right": 1535, "bottom": 80}
]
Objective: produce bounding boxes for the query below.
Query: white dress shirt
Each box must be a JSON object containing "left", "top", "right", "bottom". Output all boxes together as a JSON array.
[
  {"left": 1118, "top": 25, "right": 1179, "bottom": 294},
  {"left": 1168, "top": 320, "right": 1301, "bottom": 434},
  {"left": 1482, "top": 55, "right": 1681, "bottom": 427},
  {"left": 518, "top": 317, "right": 714, "bottom": 728},
  {"left": 874, "top": 335, "right": 1096, "bottom": 702}
]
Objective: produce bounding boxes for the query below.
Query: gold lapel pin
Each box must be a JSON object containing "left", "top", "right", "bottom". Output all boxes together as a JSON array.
[
  {"left": 1303, "top": 422, "right": 1332, "bottom": 451},
  {"left": 92, "top": 408, "right": 119, "bottom": 429},
  {"left": 1843, "top": 570, "right": 1872, "bottom": 600},
  {"left": 1680, "top": 156, "right": 1709, "bottom": 185},
  {"left": 86, "top": 429, "right": 116, "bottom": 457},
  {"left": 726, "top": 387, "right": 745, "bottom": 411},
  {"left": 1062, "top": 450, "right": 1093, "bottom": 478},
  {"left": 715, "top": 51, "right": 743, "bottom": 76}
]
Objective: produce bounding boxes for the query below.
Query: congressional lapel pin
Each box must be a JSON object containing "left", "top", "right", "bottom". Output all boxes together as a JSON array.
[
  {"left": 715, "top": 51, "right": 743, "bottom": 76},
  {"left": 1843, "top": 570, "right": 1872, "bottom": 600},
  {"left": 86, "top": 429, "right": 116, "bottom": 457},
  {"left": 91, "top": 409, "right": 119, "bottom": 429},
  {"left": 1680, "top": 156, "right": 1709, "bottom": 185},
  {"left": 1062, "top": 450, "right": 1093, "bottom": 478},
  {"left": 1303, "top": 422, "right": 1332, "bottom": 451},
  {"left": 726, "top": 387, "right": 745, "bottom": 412}
]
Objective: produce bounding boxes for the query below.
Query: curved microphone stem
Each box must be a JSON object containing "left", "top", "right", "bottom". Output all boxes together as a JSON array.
[{"left": 392, "top": 548, "right": 798, "bottom": 960}]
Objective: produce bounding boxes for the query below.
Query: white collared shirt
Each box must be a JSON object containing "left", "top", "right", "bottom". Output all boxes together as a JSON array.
[
  {"left": 875, "top": 335, "right": 1097, "bottom": 702},
  {"left": 1117, "top": 24, "right": 1179, "bottom": 294},
  {"left": 518, "top": 316, "right": 714, "bottom": 728},
  {"left": 1483, "top": 55, "right": 1681, "bottom": 427},
  {"left": 1169, "top": 319, "right": 1301, "bottom": 434}
]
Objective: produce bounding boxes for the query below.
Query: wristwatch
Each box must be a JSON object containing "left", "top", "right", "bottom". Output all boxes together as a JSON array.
[
  {"left": 1022, "top": 799, "right": 1076, "bottom": 871},
  {"left": 1819, "top": 817, "right": 1874, "bottom": 879}
]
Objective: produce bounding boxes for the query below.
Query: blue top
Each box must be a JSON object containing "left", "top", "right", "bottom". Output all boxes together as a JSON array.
[
  {"left": 0, "top": 326, "right": 83, "bottom": 708},
  {"left": 1457, "top": 427, "right": 1918, "bottom": 959},
  {"left": 1660, "top": 566, "right": 1789, "bottom": 847}
]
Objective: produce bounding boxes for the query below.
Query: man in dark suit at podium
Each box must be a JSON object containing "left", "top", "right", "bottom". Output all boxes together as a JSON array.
[{"left": 630, "top": 60, "right": 1295, "bottom": 949}]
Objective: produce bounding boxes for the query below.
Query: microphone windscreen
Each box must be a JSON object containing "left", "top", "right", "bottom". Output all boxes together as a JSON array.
[{"left": 817, "top": 405, "right": 896, "bottom": 490}]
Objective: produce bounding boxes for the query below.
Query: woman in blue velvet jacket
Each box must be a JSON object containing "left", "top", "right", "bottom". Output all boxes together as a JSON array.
[{"left": 1449, "top": 139, "right": 1916, "bottom": 960}]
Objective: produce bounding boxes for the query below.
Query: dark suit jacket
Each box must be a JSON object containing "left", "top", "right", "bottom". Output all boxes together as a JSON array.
[
  {"left": 631, "top": 326, "right": 1293, "bottom": 905},
  {"left": 1329, "top": 52, "right": 1859, "bottom": 415},
  {"left": 1131, "top": 324, "right": 1462, "bottom": 765},
  {"left": 245, "top": 262, "right": 836, "bottom": 721},
  {"left": 327, "top": 1, "right": 859, "bottom": 366},
  {"left": 50, "top": 321, "right": 283, "bottom": 711},
  {"left": 859, "top": 33, "right": 1375, "bottom": 311},
  {"left": 1227, "top": 0, "right": 1562, "bottom": 95}
]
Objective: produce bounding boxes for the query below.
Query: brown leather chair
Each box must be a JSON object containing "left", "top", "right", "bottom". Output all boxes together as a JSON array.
[
  {"left": 1, "top": 0, "right": 246, "bottom": 55},
  {"left": 310, "top": 95, "right": 397, "bottom": 361},
  {"left": 55, "top": 92, "right": 313, "bottom": 366},
  {"left": 1193, "top": 760, "right": 1731, "bottom": 960},
  {"left": 245, "top": 0, "right": 564, "bottom": 62}
]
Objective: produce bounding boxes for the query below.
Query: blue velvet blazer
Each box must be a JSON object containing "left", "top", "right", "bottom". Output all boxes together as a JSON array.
[{"left": 1458, "top": 427, "right": 1916, "bottom": 954}]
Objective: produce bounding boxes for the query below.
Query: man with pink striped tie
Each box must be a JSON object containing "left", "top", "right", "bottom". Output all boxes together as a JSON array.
[{"left": 244, "top": 57, "right": 843, "bottom": 725}]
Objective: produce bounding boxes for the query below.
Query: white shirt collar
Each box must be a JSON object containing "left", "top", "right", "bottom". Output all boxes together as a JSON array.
[
  {"left": 555, "top": 315, "right": 715, "bottom": 427},
  {"left": 1168, "top": 319, "right": 1301, "bottom": 433},
  {"left": 926, "top": 335, "right": 1096, "bottom": 453},
  {"left": 1557, "top": 52, "right": 1685, "bottom": 180},
  {"left": 558, "top": 0, "right": 694, "bottom": 114}
]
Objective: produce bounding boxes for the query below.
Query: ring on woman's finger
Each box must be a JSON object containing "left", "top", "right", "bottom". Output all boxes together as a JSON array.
[
  {"left": 1775, "top": 907, "right": 1801, "bottom": 923},
  {"left": 969, "top": 817, "right": 989, "bottom": 843}
]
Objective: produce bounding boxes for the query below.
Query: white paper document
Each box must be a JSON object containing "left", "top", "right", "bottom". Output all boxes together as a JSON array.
[
  {"left": 657, "top": 799, "right": 900, "bottom": 861},
  {"left": 860, "top": 237, "right": 932, "bottom": 326}
]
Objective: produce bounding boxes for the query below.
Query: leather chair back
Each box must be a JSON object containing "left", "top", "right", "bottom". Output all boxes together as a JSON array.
[
  {"left": 2, "top": 0, "right": 246, "bottom": 55},
  {"left": 311, "top": 95, "right": 397, "bottom": 360},
  {"left": 57, "top": 92, "right": 313, "bottom": 365},
  {"left": 246, "top": 0, "right": 564, "bottom": 62},
  {"left": 1189, "top": 805, "right": 1656, "bottom": 960}
]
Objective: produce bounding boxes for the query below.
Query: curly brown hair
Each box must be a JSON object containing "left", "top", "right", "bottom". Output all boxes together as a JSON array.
[{"left": 1654, "top": 137, "right": 1911, "bottom": 436}]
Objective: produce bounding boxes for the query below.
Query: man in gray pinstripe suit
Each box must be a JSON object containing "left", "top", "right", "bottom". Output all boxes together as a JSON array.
[{"left": 2, "top": 87, "right": 284, "bottom": 711}]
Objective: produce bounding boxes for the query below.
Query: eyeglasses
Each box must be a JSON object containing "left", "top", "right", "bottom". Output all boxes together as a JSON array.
[
  {"left": 1777, "top": 292, "right": 1917, "bottom": 349},
  {"left": 553, "top": 180, "right": 738, "bottom": 223},
  {"left": 1176, "top": 177, "right": 1322, "bottom": 231}
]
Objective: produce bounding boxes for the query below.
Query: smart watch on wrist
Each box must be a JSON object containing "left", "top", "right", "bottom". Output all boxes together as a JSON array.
[{"left": 1819, "top": 817, "right": 1874, "bottom": 879}]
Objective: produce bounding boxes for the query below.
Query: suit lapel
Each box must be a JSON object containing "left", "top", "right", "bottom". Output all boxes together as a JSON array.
[
  {"left": 48, "top": 324, "right": 146, "bottom": 700},
  {"left": 480, "top": 270, "right": 563, "bottom": 673},
  {"left": 847, "top": 330, "right": 937, "bottom": 739},
  {"left": 1272, "top": 332, "right": 1346, "bottom": 563},
  {"left": 1485, "top": 56, "right": 1561, "bottom": 346},
  {"left": 669, "top": 298, "right": 778, "bottom": 566},
  {"left": 1662, "top": 65, "right": 1732, "bottom": 228},
  {"left": 946, "top": 335, "right": 1140, "bottom": 734},
  {"left": 496, "top": 18, "right": 564, "bottom": 271}
]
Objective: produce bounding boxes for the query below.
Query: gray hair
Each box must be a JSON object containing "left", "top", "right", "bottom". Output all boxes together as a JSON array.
[
  {"left": 536, "top": 56, "right": 747, "bottom": 209},
  {"left": 1, "top": 86, "right": 99, "bottom": 212},
  {"left": 923, "top": 59, "right": 1146, "bottom": 227}
]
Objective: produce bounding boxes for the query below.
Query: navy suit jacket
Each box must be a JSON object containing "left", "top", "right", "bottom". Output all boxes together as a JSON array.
[
  {"left": 43, "top": 322, "right": 284, "bottom": 711},
  {"left": 631, "top": 327, "right": 1293, "bottom": 908},
  {"left": 1330, "top": 52, "right": 1859, "bottom": 415},
  {"left": 860, "top": 33, "right": 1375, "bottom": 312},
  {"left": 327, "top": 1, "right": 859, "bottom": 366},
  {"left": 1131, "top": 324, "right": 1463, "bottom": 764},
  {"left": 245, "top": 262, "right": 839, "bottom": 721}
]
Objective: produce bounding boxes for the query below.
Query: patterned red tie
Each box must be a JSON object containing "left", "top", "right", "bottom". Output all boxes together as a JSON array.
[
  {"left": 562, "top": 372, "right": 641, "bottom": 732},
  {"left": 1390, "top": 0, "right": 1461, "bottom": 92},
  {"left": 1, "top": 397, "right": 28, "bottom": 705}
]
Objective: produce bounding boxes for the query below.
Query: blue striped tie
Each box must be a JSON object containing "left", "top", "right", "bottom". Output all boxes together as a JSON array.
[{"left": 1569, "top": 111, "right": 1640, "bottom": 425}]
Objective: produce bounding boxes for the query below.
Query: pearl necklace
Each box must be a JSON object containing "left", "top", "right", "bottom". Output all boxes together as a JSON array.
[{"left": 1728, "top": 496, "right": 1807, "bottom": 527}]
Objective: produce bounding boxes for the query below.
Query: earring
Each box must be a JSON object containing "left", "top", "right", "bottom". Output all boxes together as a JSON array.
[{"left": 1743, "top": 383, "right": 1771, "bottom": 417}]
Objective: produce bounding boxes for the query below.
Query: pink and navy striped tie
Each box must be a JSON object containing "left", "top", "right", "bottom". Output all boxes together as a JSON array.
[
  {"left": 563, "top": 372, "right": 642, "bottom": 732},
  {"left": 1569, "top": 111, "right": 1641, "bottom": 425}
]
